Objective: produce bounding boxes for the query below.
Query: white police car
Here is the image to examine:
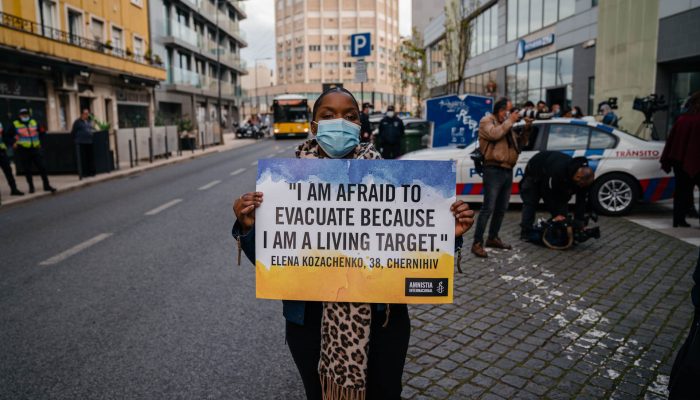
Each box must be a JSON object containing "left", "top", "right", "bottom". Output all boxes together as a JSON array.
[{"left": 400, "top": 118, "right": 673, "bottom": 216}]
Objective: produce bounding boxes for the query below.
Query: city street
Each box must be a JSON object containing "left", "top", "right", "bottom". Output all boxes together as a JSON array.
[
  {"left": 0, "top": 139, "right": 307, "bottom": 399},
  {"left": 1, "top": 140, "right": 698, "bottom": 399}
]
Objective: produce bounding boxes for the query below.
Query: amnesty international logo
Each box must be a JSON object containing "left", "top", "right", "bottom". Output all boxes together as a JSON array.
[{"left": 405, "top": 278, "right": 449, "bottom": 297}]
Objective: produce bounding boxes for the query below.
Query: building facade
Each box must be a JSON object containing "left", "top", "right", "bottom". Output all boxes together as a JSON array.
[
  {"left": 241, "top": 63, "right": 276, "bottom": 120},
  {"left": 266, "top": 0, "right": 403, "bottom": 112},
  {"left": 0, "top": 0, "right": 166, "bottom": 134},
  {"left": 422, "top": 0, "right": 700, "bottom": 137},
  {"left": 149, "top": 0, "right": 247, "bottom": 131}
]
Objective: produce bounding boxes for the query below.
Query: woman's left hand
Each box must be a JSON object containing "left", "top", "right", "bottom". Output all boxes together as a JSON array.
[{"left": 451, "top": 200, "right": 475, "bottom": 237}]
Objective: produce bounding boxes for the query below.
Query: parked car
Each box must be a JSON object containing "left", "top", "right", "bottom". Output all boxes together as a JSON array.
[
  {"left": 400, "top": 118, "right": 673, "bottom": 216},
  {"left": 236, "top": 123, "right": 264, "bottom": 139}
]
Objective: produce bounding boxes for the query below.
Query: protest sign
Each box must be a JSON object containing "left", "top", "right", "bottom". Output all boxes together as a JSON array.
[{"left": 255, "top": 158, "right": 456, "bottom": 304}]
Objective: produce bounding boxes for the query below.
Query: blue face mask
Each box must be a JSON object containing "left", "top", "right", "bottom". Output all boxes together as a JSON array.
[{"left": 314, "top": 118, "right": 360, "bottom": 158}]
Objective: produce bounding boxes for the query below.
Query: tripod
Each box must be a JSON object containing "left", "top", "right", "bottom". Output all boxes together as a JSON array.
[{"left": 635, "top": 113, "right": 660, "bottom": 140}]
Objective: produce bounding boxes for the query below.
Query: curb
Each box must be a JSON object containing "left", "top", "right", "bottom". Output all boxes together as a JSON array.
[{"left": 0, "top": 139, "right": 260, "bottom": 209}]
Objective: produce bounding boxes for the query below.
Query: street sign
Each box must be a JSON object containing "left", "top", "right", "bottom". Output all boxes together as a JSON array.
[
  {"left": 354, "top": 59, "right": 367, "bottom": 83},
  {"left": 350, "top": 33, "right": 371, "bottom": 57}
]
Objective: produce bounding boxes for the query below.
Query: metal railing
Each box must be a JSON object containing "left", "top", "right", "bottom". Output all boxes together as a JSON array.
[{"left": 0, "top": 11, "right": 161, "bottom": 67}]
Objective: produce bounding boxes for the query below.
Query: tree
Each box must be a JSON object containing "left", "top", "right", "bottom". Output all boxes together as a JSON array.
[
  {"left": 399, "top": 28, "right": 428, "bottom": 117},
  {"left": 443, "top": 0, "right": 474, "bottom": 94}
]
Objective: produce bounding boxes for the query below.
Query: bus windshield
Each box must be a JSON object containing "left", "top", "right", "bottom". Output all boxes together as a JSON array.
[{"left": 273, "top": 100, "right": 309, "bottom": 123}]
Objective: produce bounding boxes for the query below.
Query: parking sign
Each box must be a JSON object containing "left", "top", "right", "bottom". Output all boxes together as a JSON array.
[{"left": 350, "top": 33, "right": 371, "bottom": 57}]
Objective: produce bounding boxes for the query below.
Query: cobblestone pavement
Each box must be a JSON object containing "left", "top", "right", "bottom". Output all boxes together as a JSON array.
[{"left": 402, "top": 211, "right": 698, "bottom": 399}]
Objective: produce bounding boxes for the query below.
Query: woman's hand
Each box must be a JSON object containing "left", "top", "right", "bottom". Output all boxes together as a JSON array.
[
  {"left": 451, "top": 200, "right": 475, "bottom": 237},
  {"left": 233, "top": 192, "right": 263, "bottom": 233}
]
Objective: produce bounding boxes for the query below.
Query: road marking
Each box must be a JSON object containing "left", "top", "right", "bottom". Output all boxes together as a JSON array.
[
  {"left": 198, "top": 180, "right": 222, "bottom": 191},
  {"left": 230, "top": 168, "right": 246, "bottom": 176},
  {"left": 145, "top": 199, "right": 183, "bottom": 216},
  {"left": 251, "top": 160, "right": 258, "bottom": 166},
  {"left": 266, "top": 153, "right": 276, "bottom": 158},
  {"left": 276, "top": 149, "right": 286, "bottom": 154},
  {"left": 39, "top": 233, "right": 113, "bottom": 266}
]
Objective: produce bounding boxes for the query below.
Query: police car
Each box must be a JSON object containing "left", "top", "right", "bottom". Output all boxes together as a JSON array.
[{"left": 400, "top": 118, "right": 673, "bottom": 216}]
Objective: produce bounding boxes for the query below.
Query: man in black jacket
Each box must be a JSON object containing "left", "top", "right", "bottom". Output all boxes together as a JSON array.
[
  {"left": 519, "top": 151, "right": 594, "bottom": 239},
  {"left": 359, "top": 103, "right": 373, "bottom": 143},
  {"left": 71, "top": 108, "right": 95, "bottom": 177},
  {"left": 377, "top": 105, "right": 404, "bottom": 159}
]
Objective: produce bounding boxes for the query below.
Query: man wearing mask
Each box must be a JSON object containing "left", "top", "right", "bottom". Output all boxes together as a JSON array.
[
  {"left": 71, "top": 108, "right": 96, "bottom": 177},
  {"left": 359, "top": 102, "right": 373, "bottom": 143},
  {"left": 519, "top": 151, "right": 595, "bottom": 240},
  {"left": 12, "top": 108, "right": 56, "bottom": 193},
  {"left": 377, "top": 105, "right": 404, "bottom": 159},
  {"left": 472, "top": 98, "right": 530, "bottom": 258},
  {"left": 600, "top": 103, "right": 619, "bottom": 127}
]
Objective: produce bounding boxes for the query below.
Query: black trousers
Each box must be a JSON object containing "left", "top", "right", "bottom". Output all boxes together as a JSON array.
[
  {"left": 520, "top": 176, "right": 542, "bottom": 234},
  {"left": 16, "top": 147, "right": 50, "bottom": 189},
  {"left": 381, "top": 143, "right": 401, "bottom": 160},
  {"left": 673, "top": 165, "right": 700, "bottom": 224},
  {"left": 285, "top": 301, "right": 410, "bottom": 400},
  {"left": 669, "top": 309, "right": 700, "bottom": 399},
  {"left": 78, "top": 143, "right": 96, "bottom": 177},
  {"left": 0, "top": 149, "right": 18, "bottom": 190}
]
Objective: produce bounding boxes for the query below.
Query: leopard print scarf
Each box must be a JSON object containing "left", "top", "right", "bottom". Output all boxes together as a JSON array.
[{"left": 296, "top": 139, "right": 381, "bottom": 400}]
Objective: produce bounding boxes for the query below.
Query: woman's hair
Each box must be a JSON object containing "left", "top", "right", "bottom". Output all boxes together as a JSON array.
[
  {"left": 311, "top": 86, "right": 360, "bottom": 121},
  {"left": 686, "top": 91, "right": 700, "bottom": 114}
]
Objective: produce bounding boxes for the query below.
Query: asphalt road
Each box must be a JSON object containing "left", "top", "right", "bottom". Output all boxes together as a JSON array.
[{"left": 0, "top": 138, "right": 307, "bottom": 400}]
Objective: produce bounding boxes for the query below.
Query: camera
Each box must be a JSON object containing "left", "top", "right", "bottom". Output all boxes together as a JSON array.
[
  {"left": 633, "top": 93, "right": 668, "bottom": 120},
  {"left": 530, "top": 213, "right": 600, "bottom": 249},
  {"left": 518, "top": 109, "right": 553, "bottom": 120}
]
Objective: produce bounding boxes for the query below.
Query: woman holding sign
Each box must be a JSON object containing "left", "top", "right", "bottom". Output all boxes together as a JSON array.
[{"left": 232, "top": 87, "right": 474, "bottom": 400}]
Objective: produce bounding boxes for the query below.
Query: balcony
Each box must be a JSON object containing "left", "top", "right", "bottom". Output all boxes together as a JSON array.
[
  {"left": 170, "top": 67, "right": 201, "bottom": 87},
  {"left": 167, "top": 20, "right": 199, "bottom": 48}
]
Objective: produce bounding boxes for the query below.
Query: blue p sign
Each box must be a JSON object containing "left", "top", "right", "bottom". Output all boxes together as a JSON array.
[{"left": 350, "top": 33, "right": 371, "bottom": 57}]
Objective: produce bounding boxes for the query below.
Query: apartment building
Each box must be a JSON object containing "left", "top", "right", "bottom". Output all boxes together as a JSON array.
[
  {"left": 149, "top": 0, "right": 247, "bottom": 130},
  {"left": 0, "top": 0, "right": 166, "bottom": 132},
  {"left": 264, "top": 0, "right": 403, "bottom": 112}
]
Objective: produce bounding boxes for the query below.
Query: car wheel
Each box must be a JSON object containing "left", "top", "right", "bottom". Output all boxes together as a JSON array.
[{"left": 591, "top": 173, "right": 638, "bottom": 216}]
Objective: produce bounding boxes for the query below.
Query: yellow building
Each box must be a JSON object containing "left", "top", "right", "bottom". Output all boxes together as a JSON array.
[{"left": 0, "top": 0, "right": 165, "bottom": 135}]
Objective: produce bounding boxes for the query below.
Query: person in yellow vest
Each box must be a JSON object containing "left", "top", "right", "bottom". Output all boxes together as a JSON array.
[
  {"left": 1, "top": 121, "right": 24, "bottom": 196},
  {"left": 12, "top": 108, "right": 56, "bottom": 193}
]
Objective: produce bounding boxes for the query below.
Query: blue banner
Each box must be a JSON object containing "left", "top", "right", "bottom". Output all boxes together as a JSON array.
[{"left": 426, "top": 94, "right": 493, "bottom": 148}]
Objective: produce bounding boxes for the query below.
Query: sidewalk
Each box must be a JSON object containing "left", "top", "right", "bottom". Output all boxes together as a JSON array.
[{"left": 0, "top": 134, "right": 257, "bottom": 207}]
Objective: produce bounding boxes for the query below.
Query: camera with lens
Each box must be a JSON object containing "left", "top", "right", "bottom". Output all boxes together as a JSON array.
[
  {"left": 529, "top": 212, "right": 600, "bottom": 250},
  {"left": 633, "top": 93, "right": 668, "bottom": 120},
  {"left": 518, "top": 109, "right": 553, "bottom": 120}
]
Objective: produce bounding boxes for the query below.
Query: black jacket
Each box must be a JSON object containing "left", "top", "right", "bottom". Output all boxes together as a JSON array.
[
  {"left": 359, "top": 113, "right": 372, "bottom": 143},
  {"left": 378, "top": 116, "right": 404, "bottom": 145},
  {"left": 524, "top": 151, "right": 590, "bottom": 220},
  {"left": 71, "top": 118, "right": 94, "bottom": 144}
]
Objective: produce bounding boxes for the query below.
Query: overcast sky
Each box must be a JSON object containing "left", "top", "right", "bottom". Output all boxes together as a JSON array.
[{"left": 240, "top": 0, "right": 413, "bottom": 69}]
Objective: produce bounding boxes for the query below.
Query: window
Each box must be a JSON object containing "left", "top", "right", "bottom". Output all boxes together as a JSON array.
[
  {"left": 90, "top": 18, "right": 104, "bottom": 43},
  {"left": 471, "top": 4, "right": 498, "bottom": 56},
  {"left": 556, "top": 48, "right": 573, "bottom": 85},
  {"left": 559, "top": 0, "right": 575, "bottom": 19},
  {"left": 309, "top": 62, "right": 320, "bottom": 68},
  {"left": 309, "top": 45, "right": 320, "bottom": 51},
  {"left": 589, "top": 130, "right": 616, "bottom": 149},
  {"left": 67, "top": 8, "right": 83, "bottom": 44},
  {"left": 588, "top": 76, "right": 595, "bottom": 115},
  {"left": 546, "top": 125, "right": 589, "bottom": 150},
  {"left": 343, "top": 61, "right": 352, "bottom": 68},
  {"left": 530, "top": 0, "right": 543, "bottom": 32},
  {"left": 133, "top": 36, "right": 144, "bottom": 59},
  {"left": 111, "top": 26, "right": 123, "bottom": 51},
  {"left": 38, "top": 0, "right": 58, "bottom": 37},
  {"left": 507, "top": 0, "right": 579, "bottom": 42},
  {"left": 543, "top": 0, "right": 557, "bottom": 26},
  {"left": 324, "top": 45, "right": 338, "bottom": 51}
]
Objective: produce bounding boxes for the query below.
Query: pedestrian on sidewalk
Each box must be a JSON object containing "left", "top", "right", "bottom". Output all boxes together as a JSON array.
[
  {"left": 471, "top": 97, "right": 531, "bottom": 258},
  {"left": 661, "top": 91, "right": 700, "bottom": 228},
  {"left": 519, "top": 151, "right": 594, "bottom": 240},
  {"left": 11, "top": 108, "right": 55, "bottom": 194},
  {"left": 232, "top": 86, "right": 474, "bottom": 400},
  {"left": 359, "top": 102, "right": 373, "bottom": 143},
  {"left": 71, "top": 108, "right": 96, "bottom": 177},
  {"left": 0, "top": 121, "right": 23, "bottom": 196},
  {"left": 376, "top": 105, "right": 404, "bottom": 159}
]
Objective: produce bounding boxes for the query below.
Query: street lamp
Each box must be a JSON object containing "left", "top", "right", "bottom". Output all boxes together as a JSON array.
[{"left": 254, "top": 57, "right": 273, "bottom": 118}]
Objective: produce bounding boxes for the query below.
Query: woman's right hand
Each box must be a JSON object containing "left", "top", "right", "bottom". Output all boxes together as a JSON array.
[{"left": 233, "top": 192, "right": 263, "bottom": 233}]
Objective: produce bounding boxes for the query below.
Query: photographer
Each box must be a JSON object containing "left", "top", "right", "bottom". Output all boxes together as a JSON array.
[
  {"left": 471, "top": 97, "right": 531, "bottom": 258},
  {"left": 519, "top": 151, "right": 595, "bottom": 240}
]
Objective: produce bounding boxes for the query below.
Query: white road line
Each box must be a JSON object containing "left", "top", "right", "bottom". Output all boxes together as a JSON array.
[
  {"left": 198, "top": 180, "right": 222, "bottom": 191},
  {"left": 251, "top": 160, "right": 258, "bottom": 166},
  {"left": 144, "top": 199, "right": 183, "bottom": 216},
  {"left": 276, "top": 149, "right": 286, "bottom": 154},
  {"left": 230, "top": 168, "right": 246, "bottom": 176},
  {"left": 266, "top": 154, "right": 276, "bottom": 158},
  {"left": 39, "top": 233, "right": 113, "bottom": 266}
]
